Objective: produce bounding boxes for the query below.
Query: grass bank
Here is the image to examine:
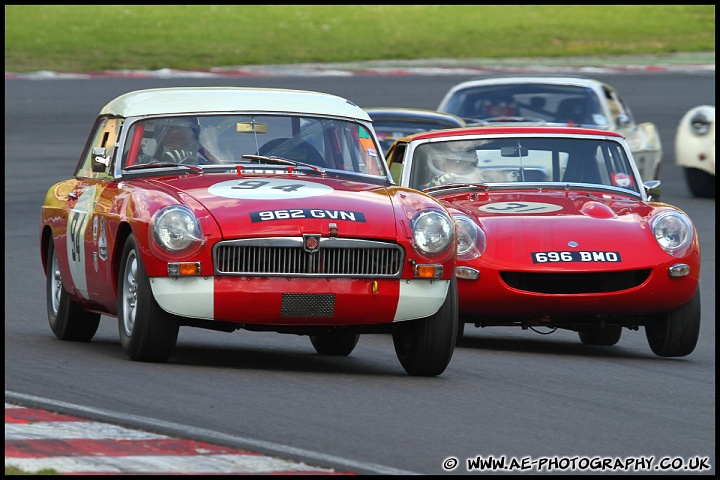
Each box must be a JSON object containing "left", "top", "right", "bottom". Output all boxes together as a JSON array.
[{"left": 4, "top": 5, "right": 715, "bottom": 73}]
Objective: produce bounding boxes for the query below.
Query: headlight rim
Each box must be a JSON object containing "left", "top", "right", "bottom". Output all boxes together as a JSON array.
[
  {"left": 453, "top": 214, "right": 485, "bottom": 260},
  {"left": 411, "top": 209, "right": 455, "bottom": 257},
  {"left": 151, "top": 205, "right": 203, "bottom": 254},
  {"left": 650, "top": 210, "right": 694, "bottom": 258},
  {"left": 689, "top": 110, "right": 713, "bottom": 136}
]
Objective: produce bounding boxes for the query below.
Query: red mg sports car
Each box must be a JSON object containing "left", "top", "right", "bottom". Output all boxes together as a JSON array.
[
  {"left": 40, "top": 87, "right": 459, "bottom": 376},
  {"left": 386, "top": 126, "right": 701, "bottom": 357}
]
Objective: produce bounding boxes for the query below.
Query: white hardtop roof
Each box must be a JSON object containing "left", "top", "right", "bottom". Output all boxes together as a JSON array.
[
  {"left": 446, "top": 76, "right": 606, "bottom": 91},
  {"left": 100, "top": 87, "right": 371, "bottom": 121}
]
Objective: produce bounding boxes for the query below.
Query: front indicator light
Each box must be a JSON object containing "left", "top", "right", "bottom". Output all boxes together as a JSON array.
[
  {"left": 455, "top": 266, "right": 480, "bottom": 280},
  {"left": 414, "top": 264, "right": 444, "bottom": 279},
  {"left": 668, "top": 264, "right": 691, "bottom": 278},
  {"left": 168, "top": 262, "right": 201, "bottom": 277}
]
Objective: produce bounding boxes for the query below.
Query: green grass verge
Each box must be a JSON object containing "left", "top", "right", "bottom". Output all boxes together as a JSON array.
[{"left": 4, "top": 5, "right": 715, "bottom": 72}]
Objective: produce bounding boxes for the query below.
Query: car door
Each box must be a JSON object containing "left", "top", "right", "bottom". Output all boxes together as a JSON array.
[{"left": 65, "top": 117, "right": 122, "bottom": 305}]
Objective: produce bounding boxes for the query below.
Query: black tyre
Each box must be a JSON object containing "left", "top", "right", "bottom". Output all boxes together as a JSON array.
[
  {"left": 578, "top": 325, "right": 622, "bottom": 346},
  {"left": 46, "top": 239, "right": 100, "bottom": 341},
  {"left": 310, "top": 332, "right": 360, "bottom": 356},
  {"left": 684, "top": 167, "right": 715, "bottom": 198},
  {"left": 392, "top": 278, "right": 458, "bottom": 376},
  {"left": 645, "top": 287, "right": 701, "bottom": 357},
  {"left": 117, "top": 234, "right": 179, "bottom": 362},
  {"left": 455, "top": 316, "right": 466, "bottom": 346}
]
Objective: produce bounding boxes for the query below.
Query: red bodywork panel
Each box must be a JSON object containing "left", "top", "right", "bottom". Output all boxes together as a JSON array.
[{"left": 41, "top": 171, "right": 455, "bottom": 322}]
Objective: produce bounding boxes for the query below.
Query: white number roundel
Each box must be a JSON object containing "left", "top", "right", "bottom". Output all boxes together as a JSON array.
[
  {"left": 208, "top": 178, "right": 334, "bottom": 200},
  {"left": 478, "top": 201, "right": 562, "bottom": 214}
]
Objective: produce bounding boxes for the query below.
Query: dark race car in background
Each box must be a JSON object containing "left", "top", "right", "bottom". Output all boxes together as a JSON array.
[{"left": 365, "top": 107, "right": 466, "bottom": 155}]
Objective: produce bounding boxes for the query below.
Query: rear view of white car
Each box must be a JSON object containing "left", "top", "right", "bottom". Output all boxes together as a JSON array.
[{"left": 675, "top": 105, "right": 715, "bottom": 198}]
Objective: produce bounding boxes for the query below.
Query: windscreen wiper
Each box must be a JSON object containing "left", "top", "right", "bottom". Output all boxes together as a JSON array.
[
  {"left": 242, "top": 155, "right": 326, "bottom": 176},
  {"left": 424, "top": 182, "right": 489, "bottom": 194},
  {"left": 125, "top": 162, "right": 202, "bottom": 173}
]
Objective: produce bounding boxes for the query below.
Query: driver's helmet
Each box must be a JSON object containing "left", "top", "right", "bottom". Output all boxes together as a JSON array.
[
  {"left": 159, "top": 117, "right": 201, "bottom": 150},
  {"left": 428, "top": 155, "right": 482, "bottom": 183},
  {"left": 481, "top": 96, "right": 518, "bottom": 117}
]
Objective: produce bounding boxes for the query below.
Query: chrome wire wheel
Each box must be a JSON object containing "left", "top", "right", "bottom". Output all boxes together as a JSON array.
[
  {"left": 117, "top": 233, "right": 179, "bottom": 362},
  {"left": 121, "top": 249, "right": 139, "bottom": 337},
  {"left": 45, "top": 238, "right": 100, "bottom": 341},
  {"left": 49, "top": 249, "right": 62, "bottom": 317}
]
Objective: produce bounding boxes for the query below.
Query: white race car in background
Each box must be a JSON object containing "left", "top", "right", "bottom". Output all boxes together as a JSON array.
[
  {"left": 437, "top": 76, "right": 663, "bottom": 184},
  {"left": 675, "top": 105, "right": 715, "bottom": 198}
]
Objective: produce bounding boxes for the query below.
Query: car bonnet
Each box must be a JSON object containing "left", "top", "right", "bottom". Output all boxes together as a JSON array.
[
  {"left": 441, "top": 189, "right": 678, "bottom": 267},
  {"left": 150, "top": 174, "right": 400, "bottom": 240}
]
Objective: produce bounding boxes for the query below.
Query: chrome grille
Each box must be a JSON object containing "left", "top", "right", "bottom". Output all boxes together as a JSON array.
[{"left": 214, "top": 237, "right": 404, "bottom": 277}]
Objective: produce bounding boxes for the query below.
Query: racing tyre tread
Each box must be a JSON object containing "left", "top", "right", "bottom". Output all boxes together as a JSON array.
[
  {"left": 684, "top": 167, "right": 715, "bottom": 198},
  {"left": 456, "top": 316, "right": 466, "bottom": 346},
  {"left": 310, "top": 332, "right": 360, "bottom": 356},
  {"left": 645, "top": 287, "right": 701, "bottom": 357},
  {"left": 392, "top": 278, "right": 458, "bottom": 376},
  {"left": 46, "top": 240, "right": 101, "bottom": 341},
  {"left": 118, "top": 234, "right": 179, "bottom": 362}
]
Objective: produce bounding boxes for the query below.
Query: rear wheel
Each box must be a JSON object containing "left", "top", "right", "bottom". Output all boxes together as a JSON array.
[
  {"left": 118, "top": 234, "right": 179, "bottom": 362},
  {"left": 310, "top": 332, "right": 359, "bottom": 356},
  {"left": 46, "top": 240, "right": 100, "bottom": 341},
  {"left": 684, "top": 167, "right": 715, "bottom": 198},
  {"left": 578, "top": 325, "right": 622, "bottom": 346},
  {"left": 645, "top": 288, "right": 701, "bottom": 357},
  {"left": 392, "top": 278, "right": 458, "bottom": 376}
]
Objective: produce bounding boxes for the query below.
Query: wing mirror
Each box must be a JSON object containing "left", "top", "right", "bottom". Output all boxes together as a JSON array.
[
  {"left": 92, "top": 146, "right": 111, "bottom": 172},
  {"left": 644, "top": 180, "right": 662, "bottom": 201}
]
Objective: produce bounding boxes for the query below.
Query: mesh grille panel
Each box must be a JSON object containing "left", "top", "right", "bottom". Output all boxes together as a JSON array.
[{"left": 281, "top": 293, "right": 336, "bottom": 318}]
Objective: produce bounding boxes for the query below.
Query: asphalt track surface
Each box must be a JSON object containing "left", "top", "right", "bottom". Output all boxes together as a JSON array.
[{"left": 5, "top": 55, "right": 715, "bottom": 475}]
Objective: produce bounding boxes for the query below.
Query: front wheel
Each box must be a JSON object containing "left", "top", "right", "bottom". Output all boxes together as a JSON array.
[
  {"left": 46, "top": 239, "right": 100, "bottom": 341},
  {"left": 117, "top": 234, "right": 179, "bottom": 362},
  {"left": 684, "top": 167, "right": 715, "bottom": 198},
  {"left": 392, "top": 278, "right": 458, "bottom": 376},
  {"left": 310, "top": 332, "right": 359, "bottom": 356},
  {"left": 645, "top": 288, "right": 701, "bottom": 357}
]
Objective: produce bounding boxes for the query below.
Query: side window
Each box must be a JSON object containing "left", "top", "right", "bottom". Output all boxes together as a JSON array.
[
  {"left": 603, "top": 86, "right": 635, "bottom": 127},
  {"left": 75, "top": 117, "right": 122, "bottom": 179},
  {"left": 388, "top": 143, "right": 407, "bottom": 184}
]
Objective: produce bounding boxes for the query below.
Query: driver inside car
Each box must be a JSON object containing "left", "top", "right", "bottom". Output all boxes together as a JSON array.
[
  {"left": 138, "top": 117, "right": 217, "bottom": 164},
  {"left": 423, "top": 155, "right": 485, "bottom": 188},
  {"left": 159, "top": 124, "right": 199, "bottom": 163}
]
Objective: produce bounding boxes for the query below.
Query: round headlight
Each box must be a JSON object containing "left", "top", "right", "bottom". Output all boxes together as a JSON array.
[
  {"left": 412, "top": 210, "right": 454, "bottom": 255},
  {"left": 152, "top": 205, "right": 203, "bottom": 252},
  {"left": 650, "top": 210, "right": 694, "bottom": 257},
  {"left": 690, "top": 111, "right": 712, "bottom": 136},
  {"left": 454, "top": 214, "right": 486, "bottom": 260}
]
